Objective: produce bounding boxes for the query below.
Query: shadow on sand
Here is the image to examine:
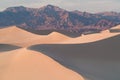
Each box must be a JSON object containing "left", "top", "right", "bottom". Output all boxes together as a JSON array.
[
  {"left": 0, "top": 44, "right": 21, "bottom": 52},
  {"left": 29, "top": 34, "right": 120, "bottom": 80}
]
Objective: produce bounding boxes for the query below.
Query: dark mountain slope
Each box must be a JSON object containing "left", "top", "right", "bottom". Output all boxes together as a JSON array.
[{"left": 0, "top": 5, "right": 120, "bottom": 33}]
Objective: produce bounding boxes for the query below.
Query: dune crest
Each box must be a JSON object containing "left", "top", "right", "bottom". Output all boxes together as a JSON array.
[
  {"left": 0, "top": 25, "right": 120, "bottom": 80},
  {"left": 110, "top": 25, "right": 120, "bottom": 32},
  {"left": 0, "top": 26, "right": 70, "bottom": 47},
  {"left": 61, "top": 26, "right": 120, "bottom": 44},
  {"left": 0, "top": 48, "right": 84, "bottom": 80},
  {"left": 110, "top": 25, "right": 120, "bottom": 30},
  {"left": 0, "top": 25, "right": 120, "bottom": 47},
  {"left": 29, "top": 34, "right": 120, "bottom": 80}
]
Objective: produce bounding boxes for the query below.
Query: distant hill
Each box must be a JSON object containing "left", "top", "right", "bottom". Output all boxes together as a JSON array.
[{"left": 0, "top": 5, "right": 120, "bottom": 33}]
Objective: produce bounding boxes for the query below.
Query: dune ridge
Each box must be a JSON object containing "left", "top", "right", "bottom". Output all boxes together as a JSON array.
[
  {"left": 0, "top": 25, "right": 120, "bottom": 80},
  {"left": 0, "top": 25, "right": 120, "bottom": 47},
  {"left": 110, "top": 25, "right": 120, "bottom": 32},
  {"left": 110, "top": 25, "right": 120, "bottom": 30},
  {"left": 29, "top": 34, "right": 120, "bottom": 80},
  {"left": 0, "top": 26, "right": 70, "bottom": 47},
  {"left": 61, "top": 28, "right": 120, "bottom": 44},
  {"left": 0, "top": 48, "right": 84, "bottom": 80}
]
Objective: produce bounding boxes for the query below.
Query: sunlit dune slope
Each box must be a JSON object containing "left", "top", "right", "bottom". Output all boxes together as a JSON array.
[
  {"left": 0, "top": 48, "right": 84, "bottom": 80},
  {"left": 61, "top": 27, "right": 120, "bottom": 44},
  {"left": 0, "top": 26, "right": 70, "bottom": 47},
  {"left": 110, "top": 25, "right": 120, "bottom": 32},
  {"left": 0, "top": 25, "right": 120, "bottom": 47},
  {"left": 110, "top": 25, "right": 120, "bottom": 30}
]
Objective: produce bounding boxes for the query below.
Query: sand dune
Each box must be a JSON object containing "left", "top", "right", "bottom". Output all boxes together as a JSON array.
[
  {"left": 0, "top": 26, "right": 70, "bottom": 47},
  {"left": 110, "top": 25, "right": 120, "bottom": 30},
  {"left": 61, "top": 29, "right": 120, "bottom": 44},
  {"left": 0, "top": 48, "right": 84, "bottom": 80},
  {"left": 0, "top": 25, "right": 120, "bottom": 47},
  {"left": 1, "top": 25, "right": 120, "bottom": 80},
  {"left": 29, "top": 34, "right": 120, "bottom": 80},
  {"left": 110, "top": 25, "right": 120, "bottom": 32}
]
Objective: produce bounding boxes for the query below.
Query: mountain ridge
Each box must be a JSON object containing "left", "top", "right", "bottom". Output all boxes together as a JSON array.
[{"left": 0, "top": 5, "right": 120, "bottom": 33}]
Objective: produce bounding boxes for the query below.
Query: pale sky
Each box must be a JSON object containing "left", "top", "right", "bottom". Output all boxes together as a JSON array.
[{"left": 0, "top": 0, "right": 120, "bottom": 13}]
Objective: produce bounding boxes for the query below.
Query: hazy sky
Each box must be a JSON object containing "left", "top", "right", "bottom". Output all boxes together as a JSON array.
[{"left": 0, "top": 0, "right": 120, "bottom": 13}]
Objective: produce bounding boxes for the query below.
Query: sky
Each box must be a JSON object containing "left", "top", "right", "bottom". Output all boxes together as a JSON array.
[{"left": 0, "top": 0, "right": 120, "bottom": 13}]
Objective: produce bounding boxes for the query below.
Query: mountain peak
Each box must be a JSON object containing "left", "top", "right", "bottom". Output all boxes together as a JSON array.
[
  {"left": 0, "top": 5, "right": 120, "bottom": 33},
  {"left": 41, "top": 4, "right": 65, "bottom": 12},
  {"left": 5, "top": 6, "right": 26, "bottom": 12},
  {"left": 46, "top": 4, "right": 55, "bottom": 8}
]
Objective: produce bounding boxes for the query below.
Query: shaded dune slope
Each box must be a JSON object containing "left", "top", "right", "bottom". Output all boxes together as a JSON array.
[
  {"left": 0, "top": 48, "right": 84, "bottom": 80},
  {"left": 29, "top": 34, "right": 120, "bottom": 80},
  {"left": 19, "top": 27, "right": 81, "bottom": 38},
  {"left": 0, "top": 44, "right": 20, "bottom": 52},
  {"left": 0, "top": 25, "right": 120, "bottom": 80}
]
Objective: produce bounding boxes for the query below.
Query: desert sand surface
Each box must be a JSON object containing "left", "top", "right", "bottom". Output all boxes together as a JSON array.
[
  {"left": 110, "top": 25, "right": 120, "bottom": 30},
  {"left": 0, "top": 26, "right": 70, "bottom": 47},
  {"left": 29, "top": 34, "right": 120, "bottom": 80},
  {"left": 0, "top": 25, "right": 120, "bottom": 80},
  {"left": 0, "top": 48, "right": 84, "bottom": 80},
  {"left": 110, "top": 25, "right": 120, "bottom": 32},
  {"left": 61, "top": 29, "right": 120, "bottom": 44},
  {"left": 0, "top": 26, "right": 120, "bottom": 47}
]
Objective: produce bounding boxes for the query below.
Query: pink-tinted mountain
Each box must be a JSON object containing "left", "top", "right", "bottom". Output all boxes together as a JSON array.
[{"left": 0, "top": 5, "right": 120, "bottom": 33}]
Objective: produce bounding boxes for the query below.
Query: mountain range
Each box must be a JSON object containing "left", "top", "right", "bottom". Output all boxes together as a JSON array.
[{"left": 0, "top": 4, "right": 120, "bottom": 33}]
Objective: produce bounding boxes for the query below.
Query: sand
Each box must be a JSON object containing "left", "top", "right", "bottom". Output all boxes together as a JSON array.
[
  {"left": 29, "top": 34, "right": 120, "bottom": 80},
  {"left": 0, "top": 26, "right": 70, "bottom": 47},
  {"left": 61, "top": 29, "right": 120, "bottom": 44},
  {"left": 110, "top": 25, "right": 120, "bottom": 30},
  {"left": 0, "top": 48, "right": 84, "bottom": 80},
  {"left": 0, "top": 25, "right": 120, "bottom": 80},
  {"left": 0, "top": 26, "right": 120, "bottom": 47},
  {"left": 110, "top": 25, "right": 120, "bottom": 32}
]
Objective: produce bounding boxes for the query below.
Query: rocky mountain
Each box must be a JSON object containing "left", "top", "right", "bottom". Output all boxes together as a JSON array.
[{"left": 0, "top": 5, "right": 120, "bottom": 33}]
